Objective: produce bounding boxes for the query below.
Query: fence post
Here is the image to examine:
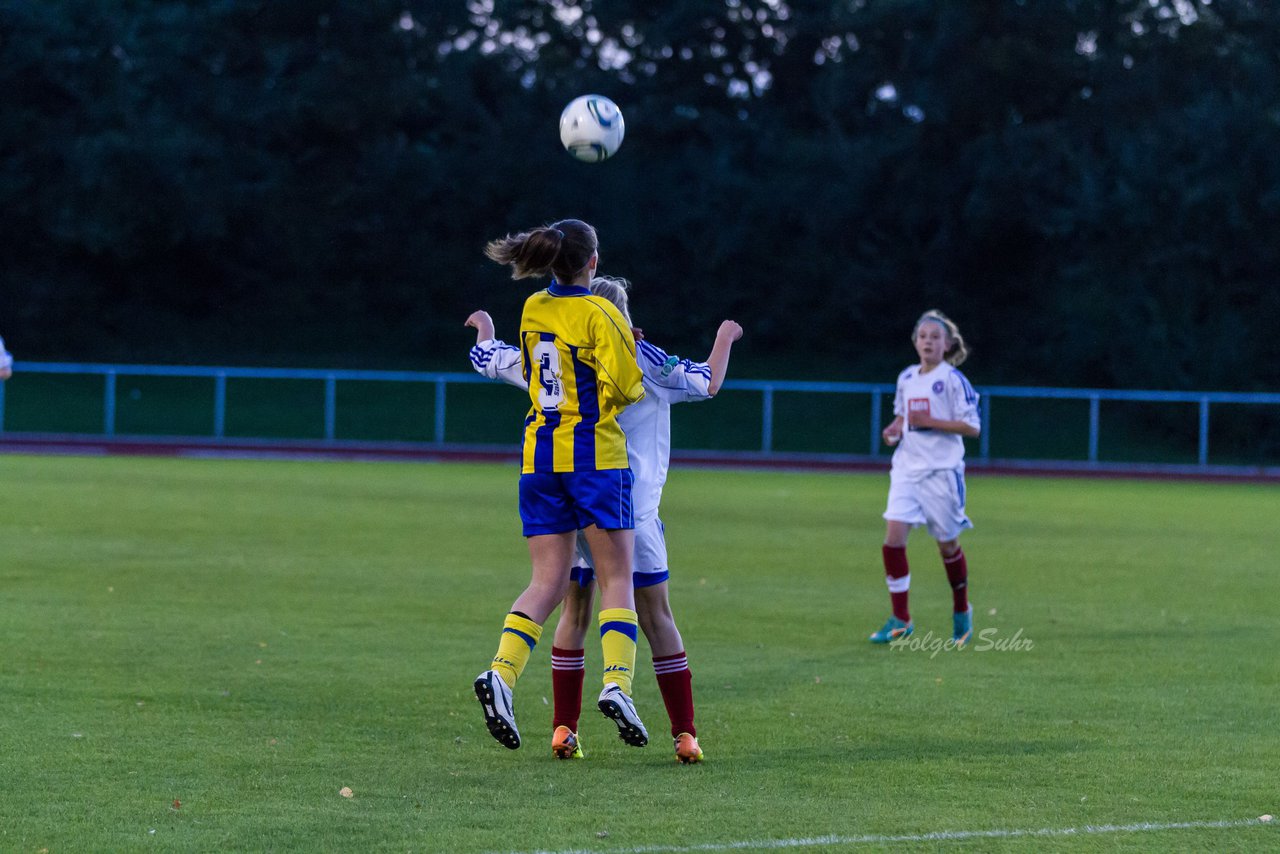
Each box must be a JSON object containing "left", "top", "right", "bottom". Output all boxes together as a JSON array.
[
  {"left": 869, "top": 391, "right": 881, "bottom": 456},
  {"left": 1088, "top": 395, "right": 1100, "bottom": 462},
  {"left": 213, "top": 373, "right": 227, "bottom": 438},
  {"left": 434, "top": 378, "right": 447, "bottom": 444},
  {"left": 760, "top": 386, "right": 774, "bottom": 454},
  {"left": 980, "top": 394, "right": 992, "bottom": 461},
  {"left": 1198, "top": 397, "right": 1210, "bottom": 467},
  {"left": 324, "top": 375, "right": 337, "bottom": 441},
  {"left": 104, "top": 371, "right": 117, "bottom": 436}
]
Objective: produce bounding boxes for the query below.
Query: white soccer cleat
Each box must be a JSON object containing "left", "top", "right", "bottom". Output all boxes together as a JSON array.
[
  {"left": 474, "top": 670, "right": 520, "bottom": 749},
  {"left": 597, "top": 682, "right": 648, "bottom": 747}
]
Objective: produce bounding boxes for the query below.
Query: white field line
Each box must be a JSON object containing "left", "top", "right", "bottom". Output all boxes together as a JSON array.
[{"left": 504, "top": 817, "right": 1271, "bottom": 854}]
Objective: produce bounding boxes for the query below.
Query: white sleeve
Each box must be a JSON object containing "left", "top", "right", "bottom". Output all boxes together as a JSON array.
[
  {"left": 948, "top": 369, "right": 981, "bottom": 430},
  {"left": 634, "top": 339, "right": 712, "bottom": 404},
  {"left": 0, "top": 336, "right": 11, "bottom": 370},
  {"left": 892, "top": 370, "right": 907, "bottom": 417},
  {"left": 469, "top": 339, "right": 527, "bottom": 390}
]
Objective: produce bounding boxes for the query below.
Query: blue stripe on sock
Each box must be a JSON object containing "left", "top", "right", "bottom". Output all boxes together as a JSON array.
[
  {"left": 600, "top": 620, "right": 638, "bottom": 642},
  {"left": 503, "top": 627, "right": 538, "bottom": 649}
]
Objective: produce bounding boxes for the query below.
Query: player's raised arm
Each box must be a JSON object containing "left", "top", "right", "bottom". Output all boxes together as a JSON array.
[
  {"left": 465, "top": 311, "right": 526, "bottom": 389},
  {"left": 464, "top": 310, "right": 496, "bottom": 343},
  {"left": 705, "top": 320, "right": 743, "bottom": 397}
]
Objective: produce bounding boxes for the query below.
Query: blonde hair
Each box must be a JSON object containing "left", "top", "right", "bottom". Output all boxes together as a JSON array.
[
  {"left": 912, "top": 309, "right": 969, "bottom": 366},
  {"left": 589, "top": 276, "right": 632, "bottom": 325}
]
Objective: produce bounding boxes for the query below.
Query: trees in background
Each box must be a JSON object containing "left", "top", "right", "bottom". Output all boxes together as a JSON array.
[{"left": 1, "top": 0, "right": 1276, "bottom": 389}]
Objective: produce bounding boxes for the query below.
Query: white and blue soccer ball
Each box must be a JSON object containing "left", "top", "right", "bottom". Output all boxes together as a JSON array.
[{"left": 559, "top": 95, "right": 625, "bottom": 162}]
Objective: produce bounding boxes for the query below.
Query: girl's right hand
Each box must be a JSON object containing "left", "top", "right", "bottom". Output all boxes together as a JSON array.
[
  {"left": 882, "top": 426, "right": 902, "bottom": 446},
  {"left": 464, "top": 310, "right": 495, "bottom": 341}
]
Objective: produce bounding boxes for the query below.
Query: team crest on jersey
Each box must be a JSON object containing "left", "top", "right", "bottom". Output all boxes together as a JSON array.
[{"left": 932, "top": 380, "right": 944, "bottom": 394}]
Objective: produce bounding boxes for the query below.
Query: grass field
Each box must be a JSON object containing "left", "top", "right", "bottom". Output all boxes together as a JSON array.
[{"left": 0, "top": 454, "right": 1276, "bottom": 852}]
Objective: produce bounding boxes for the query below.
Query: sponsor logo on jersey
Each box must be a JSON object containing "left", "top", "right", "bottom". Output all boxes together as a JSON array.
[{"left": 908, "top": 398, "right": 933, "bottom": 431}]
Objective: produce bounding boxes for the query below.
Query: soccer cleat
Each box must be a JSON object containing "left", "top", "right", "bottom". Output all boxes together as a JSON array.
[
  {"left": 674, "top": 732, "right": 703, "bottom": 764},
  {"left": 869, "top": 615, "right": 914, "bottom": 644},
  {"left": 953, "top": 605, "right": 974, "bottom": 646},
  {"left": 473, "top": 670, "right": 520, "bottom": 749},
  {"left": 551, "top": 725, "right": 584, "bottom": 760},
  {"left": 597, "top": 683, "right": 648, "bottom": 747}
]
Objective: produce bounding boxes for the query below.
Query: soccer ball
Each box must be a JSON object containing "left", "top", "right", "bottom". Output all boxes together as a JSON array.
[{"left": 559, "top": 95, "right": 625, "bottom": 162}]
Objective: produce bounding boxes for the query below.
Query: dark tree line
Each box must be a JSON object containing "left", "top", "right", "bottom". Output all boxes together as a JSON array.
[{"left": 1, "top": 0, "right": 1277, "bottom": 389}]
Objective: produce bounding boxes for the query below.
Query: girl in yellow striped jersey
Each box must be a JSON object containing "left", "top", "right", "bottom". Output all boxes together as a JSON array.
[{"left": 472, "top": 219, "right": 651, "bottom": 752}]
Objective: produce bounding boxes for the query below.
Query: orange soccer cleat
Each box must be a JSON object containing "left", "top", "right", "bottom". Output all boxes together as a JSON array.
[
  {"left": 674, "top": 732, "right": 703, "bottom": 764},
  {"left": 551, "top": 725, "right": 584, "bottom": 760}
]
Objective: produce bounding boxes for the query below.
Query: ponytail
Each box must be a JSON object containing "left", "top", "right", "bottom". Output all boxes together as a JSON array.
[{"left": 485, "top": 219, "right": 598, "bottom": 283}]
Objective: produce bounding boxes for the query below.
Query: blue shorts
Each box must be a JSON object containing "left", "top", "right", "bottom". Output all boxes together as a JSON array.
[{"left": 519, "top": 469, "right": 635, "bottom": 537}]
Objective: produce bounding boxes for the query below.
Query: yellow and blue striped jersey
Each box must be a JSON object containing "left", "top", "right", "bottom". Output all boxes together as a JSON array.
[{"left": 519, "top": 282, "right": 644, "bottom": 473}]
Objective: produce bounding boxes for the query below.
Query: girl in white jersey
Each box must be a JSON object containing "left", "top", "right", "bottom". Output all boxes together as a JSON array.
[
  {"left": 467, "top": 277, "right": 742, "bottom": 763},
  {"left": 870, "top": 310, "right": 981, "bottom": 647}
]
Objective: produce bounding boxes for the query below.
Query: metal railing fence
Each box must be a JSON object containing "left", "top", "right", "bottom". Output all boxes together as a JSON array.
[{"left": 3, "top": 361, "right": 1279, "bottom": 468}]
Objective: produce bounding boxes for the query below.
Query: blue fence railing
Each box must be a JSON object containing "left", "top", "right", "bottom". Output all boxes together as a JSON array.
[{"left": 3, "top": 361, "right": 1279, "bottom": 468}]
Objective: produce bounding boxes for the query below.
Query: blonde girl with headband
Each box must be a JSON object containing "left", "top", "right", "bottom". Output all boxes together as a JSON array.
[
  {"left": 870, "top": 310, "right": 981, "bottom": 646},
  {"left": 472, "top": 219, "right": 651, "bottom": 752}
]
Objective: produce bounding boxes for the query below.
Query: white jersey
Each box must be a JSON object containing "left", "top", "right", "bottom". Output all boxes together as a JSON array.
[
  {"left": 0, "top": 336, "right": 11, "bottom": 371},
  {"left": 470, "top": 337, "right": 713, "bottom": 523},
  {"left": 890, "top": 361, "right": 980, "bottom": 481}
]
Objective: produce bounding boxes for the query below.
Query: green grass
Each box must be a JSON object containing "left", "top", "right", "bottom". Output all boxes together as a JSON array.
[{"left": 0, "top": 455, "right": 1276, "bottom": 852}]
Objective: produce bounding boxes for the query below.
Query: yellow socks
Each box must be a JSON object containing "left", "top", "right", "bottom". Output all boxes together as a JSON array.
[
  {"left": 490, "top": 609, "right": 637, "bottom": 695},
  {"left": 490, "top": 612, "right": 542, "bottom": 689},
  {"left": 598, "top": 608, "right": 639, "bottom": 694}
]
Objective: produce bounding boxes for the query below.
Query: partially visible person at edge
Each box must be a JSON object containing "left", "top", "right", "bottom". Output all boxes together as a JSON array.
[
  {"left": 472, "top": 219, "right": 651, "bottom": 753},
  {"left": 0, "top": 336, "right": 12, "bottom": 380},
  {"left": 870, "top": 309, "right": 981, "bottom": 647},
  {"left": 467, "top": 276, "right": 743, "bottom": 763}
]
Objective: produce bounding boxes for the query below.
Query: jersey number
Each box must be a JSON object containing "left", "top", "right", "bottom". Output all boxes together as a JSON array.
[{"left": 532, "top": 342, "right": 564, "bottom": 410}]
